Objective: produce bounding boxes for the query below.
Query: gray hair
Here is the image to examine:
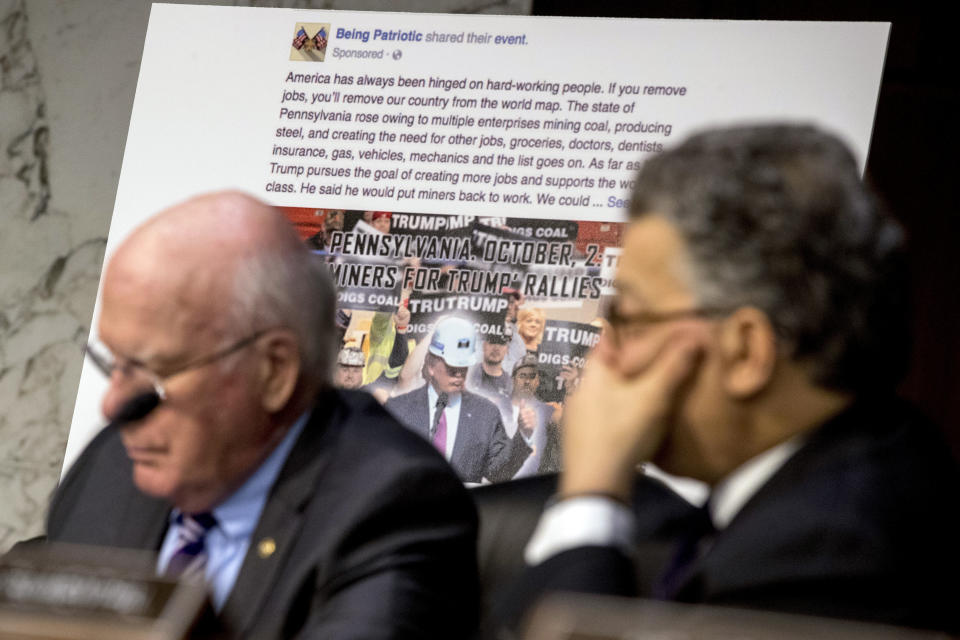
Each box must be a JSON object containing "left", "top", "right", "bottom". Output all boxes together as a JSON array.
[
  {"left": 630, "top": 124, "right": 908, "bottom": 392},
  {"left": 227, "top": 246, "right": 337, "bottom": 387}
]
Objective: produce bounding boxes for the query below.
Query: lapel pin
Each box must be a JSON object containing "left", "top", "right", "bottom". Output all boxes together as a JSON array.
[{"left": 258, "top": 537, "right": 277, "bottom": 558}]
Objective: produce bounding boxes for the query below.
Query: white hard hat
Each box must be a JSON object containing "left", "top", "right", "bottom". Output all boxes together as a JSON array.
[
  {"left": 428, "top": 316, "right": 477, "bottom": 368},
  {"left": 337, "top": 346, "right": 365, "bottom": 367}
]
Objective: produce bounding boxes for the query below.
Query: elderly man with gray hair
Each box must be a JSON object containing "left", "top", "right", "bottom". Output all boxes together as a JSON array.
[
  {"left": 502, "top": 125, "right": 958, "bottom": 633},
  {"left": 42, "top": 191, "right": 479, "bottom": 639}
]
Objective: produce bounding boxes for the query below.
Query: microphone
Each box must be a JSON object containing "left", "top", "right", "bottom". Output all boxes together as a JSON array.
[
  {"left": 108, "top": 390, "right": 161, "bottom": 428},
  {"left": 430, "top": 392, "right": 448, "bottom": 439}
]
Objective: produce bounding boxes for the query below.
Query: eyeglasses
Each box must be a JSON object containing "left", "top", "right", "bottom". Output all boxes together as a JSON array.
[
  {"left": 604, "top": 302, "right": 728, "bottom": 343},
  {"left": 85, "top": 330, "right": 272, "bottom": 401}
]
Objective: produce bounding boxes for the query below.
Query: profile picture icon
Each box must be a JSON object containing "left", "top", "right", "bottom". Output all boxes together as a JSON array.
[{"left": 290, "top": 22, "right": 330, "bottom": 62}]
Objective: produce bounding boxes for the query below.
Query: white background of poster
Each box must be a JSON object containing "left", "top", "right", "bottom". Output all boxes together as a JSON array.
[{"left": 64, "top": 4, "right": 888, "bottom": 470}]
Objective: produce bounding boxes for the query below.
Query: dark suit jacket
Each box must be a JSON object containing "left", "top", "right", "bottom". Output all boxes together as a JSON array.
[
  {"left": 504, "top": 397, "right": 960, "bottom": 633},
  {"left": 385, "top": 385, "right": 532, "bottom": 483},
  {"left": 475, "top": 472, "right": 696, "bottom": 628},
  {"left": 45, "top": 389, "right": 480, "bottom": 639}
]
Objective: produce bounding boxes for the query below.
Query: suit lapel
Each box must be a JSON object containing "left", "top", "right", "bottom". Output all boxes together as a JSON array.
[
  {"left": 219, "top": 391, "right": 340, "bottom": 636},
  {"left": 117, "top": 493, "right": 170, "bottom": 550},
  {"left": 714, "top": 401, "right": 867, "bottom": 534},
  {"left": 415, "top": 386, "right": 431, "bottom": 439},
  {"left": 676, "top": 402, "right": 870, "bottom": 599}
]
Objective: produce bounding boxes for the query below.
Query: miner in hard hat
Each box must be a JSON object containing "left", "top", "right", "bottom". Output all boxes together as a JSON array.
[
  {"left": 386, "top": 316, "right": 535, "bottom": 484},
  {"left": 334, "top": 346, "right": 365, "bottom": 389}
]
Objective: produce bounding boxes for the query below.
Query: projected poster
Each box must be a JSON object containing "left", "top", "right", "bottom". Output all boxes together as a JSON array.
[{"left": 65, "top": 5, "right": 888, "bottom": 484}]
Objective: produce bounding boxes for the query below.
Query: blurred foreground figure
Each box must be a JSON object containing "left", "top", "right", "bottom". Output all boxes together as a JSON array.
[
  {"left": 44, "top": 191, "right": 478, "bottom": 639},
  {"left": 505, "top": 125, "right": 959, "bottom": 633}
]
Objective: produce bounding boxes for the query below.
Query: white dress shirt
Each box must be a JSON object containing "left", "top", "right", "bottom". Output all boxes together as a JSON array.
[
  {"left": 157, "top": 412, "right": 308, "bottom": 610},
  {"left": 427, "top": 384, "right": 461, "bottom": 460},
  {"left": 525, "top": 436, "right": 804, "bottom": 565}
]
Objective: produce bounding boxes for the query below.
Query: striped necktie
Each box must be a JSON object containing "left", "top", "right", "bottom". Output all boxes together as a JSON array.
[{"left": 165, "top": 512, "right": 217, "bottom": 581}]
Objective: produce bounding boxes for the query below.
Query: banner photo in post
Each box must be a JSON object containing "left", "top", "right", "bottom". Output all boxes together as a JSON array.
[
  {"left": 534, "top": 320, "right": 602, "bottom": 405},
  {"left": 282, "top": 206, "right": 620, "bottom": 321},
  {"left": 64, "top": 4, "right": 889, "bottom": 484},
  {"left": 282, "top": 205, "right": 619, "bottom": 480}
]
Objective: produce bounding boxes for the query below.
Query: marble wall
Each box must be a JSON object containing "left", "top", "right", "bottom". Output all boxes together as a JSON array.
[{"left": 0, "top": 0, "right": 529, "bottom": 552}]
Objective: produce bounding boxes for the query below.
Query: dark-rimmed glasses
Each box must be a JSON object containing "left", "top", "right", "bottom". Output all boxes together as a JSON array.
[
  {"left": 604, "top": 302, "right": 728, "bottom": 343},
  {"left": 85, "top": 329, "right": 273, "bottom": 400}
]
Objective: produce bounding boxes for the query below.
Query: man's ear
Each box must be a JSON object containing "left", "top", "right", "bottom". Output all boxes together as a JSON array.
[
  {"left": 717, "top": 307, "right": 778, "bottom": 398},
  {"left": 256, "top": 330, "right": 301, "bottom": 413}
]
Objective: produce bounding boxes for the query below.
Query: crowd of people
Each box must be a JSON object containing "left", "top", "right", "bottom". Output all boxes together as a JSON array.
[{"left": 332, "top": 291, "right": 576, "bottom": 482}]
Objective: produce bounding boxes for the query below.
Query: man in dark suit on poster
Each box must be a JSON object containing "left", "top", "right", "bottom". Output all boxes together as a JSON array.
[
  {"left": 503, "top": 125, "right": 959, "bottom": 634},
  {"left": 386, "top": 316, "right": 534, "bottom": 484},
  {"left": 42, "top": 191, "right": 479, "bottom": 639}
]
